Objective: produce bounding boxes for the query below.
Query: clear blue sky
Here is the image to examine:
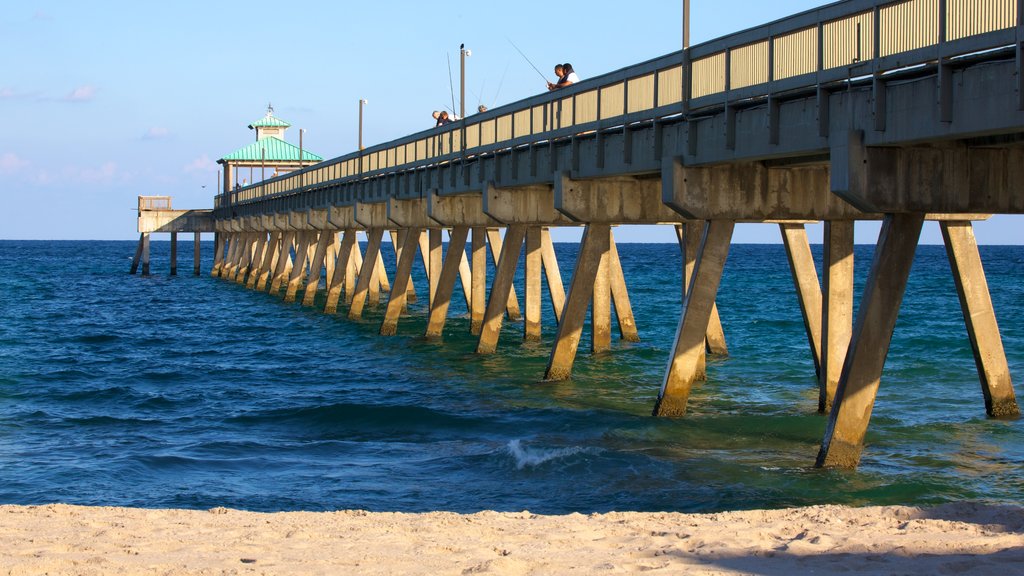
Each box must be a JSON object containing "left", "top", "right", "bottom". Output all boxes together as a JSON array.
[{"left": 1, "top": 1, "right": 1020, "bottom": 244}]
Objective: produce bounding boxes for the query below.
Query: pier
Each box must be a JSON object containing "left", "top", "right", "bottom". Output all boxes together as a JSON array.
[{"left": 144, "top": 0, "right": 1023, "bottom": 469}]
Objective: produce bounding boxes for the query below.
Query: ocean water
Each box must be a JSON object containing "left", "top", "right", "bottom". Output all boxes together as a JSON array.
[{"left": 0, "top": 238, "right": 1021, "bottom": 514}]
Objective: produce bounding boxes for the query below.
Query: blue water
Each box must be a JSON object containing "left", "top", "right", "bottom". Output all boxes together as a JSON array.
[{"left": 0, "top": 239, "right": 1021, "bottom": 514}]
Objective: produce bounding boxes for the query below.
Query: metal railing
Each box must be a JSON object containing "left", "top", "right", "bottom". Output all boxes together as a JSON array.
[
  {"left": 215, "top": 0, "right": 1019, "bottom": 211},
  {"left": 139, "top": 196, "right": 173, "bottom": 211}
]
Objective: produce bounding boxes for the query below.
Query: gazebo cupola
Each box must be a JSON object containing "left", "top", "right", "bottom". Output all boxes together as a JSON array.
[
  {"left": 249, "top": 103, "right": 290, "bottom": 141},
  {"left": 217, "top": 104, "right": 323, "bottom": 193}
]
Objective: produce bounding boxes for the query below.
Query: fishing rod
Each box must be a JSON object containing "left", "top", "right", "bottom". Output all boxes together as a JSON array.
[
  {"left": 446, "top": 53, "right": 457, "bottom": 117},
  {"left": 507, "top": 37, "right": 549, "bottom": 83},
  {"left": 492, "top": 62, "right": 510, "bottom": 103}
]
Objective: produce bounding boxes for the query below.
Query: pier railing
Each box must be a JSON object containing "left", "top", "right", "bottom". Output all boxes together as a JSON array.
[{"left": 214, "top": 0, "right": 1020, "bottom": 212}]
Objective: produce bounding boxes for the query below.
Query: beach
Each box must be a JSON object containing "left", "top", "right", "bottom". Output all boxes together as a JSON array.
[{"left": 2, "top": 502, "right": 1022, "bottom": 575}]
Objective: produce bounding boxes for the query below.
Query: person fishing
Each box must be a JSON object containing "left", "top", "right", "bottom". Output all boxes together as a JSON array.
[
  {"left": 432, "top": 110, "right": 458, "bottom": 126},
  {"left": 547, "top": 63, "right": 579, "bottom": 90}
]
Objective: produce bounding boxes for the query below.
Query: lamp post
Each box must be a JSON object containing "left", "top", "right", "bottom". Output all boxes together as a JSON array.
[
  {"left": 359, "top": 98, "right": 368, "bottom": 150},
  {"left": 460, "top": 44, "right": 471, "bottom": 119},
  {"left": 682, "top": 0, "right": 690, "bottom": 49}
]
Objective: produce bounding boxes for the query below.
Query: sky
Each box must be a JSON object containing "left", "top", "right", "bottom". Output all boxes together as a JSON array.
[{"left": 1, "top": 0, "right": 1020, "bottom": 244}]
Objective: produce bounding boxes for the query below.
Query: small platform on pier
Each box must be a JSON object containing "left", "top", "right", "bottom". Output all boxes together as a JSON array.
[{"left": 130, "top": 196, "right": 214, "bottom": 276}]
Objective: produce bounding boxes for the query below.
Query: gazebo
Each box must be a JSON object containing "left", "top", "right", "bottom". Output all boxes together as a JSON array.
[{"left": 217, "top": 104, "right": 323, "bottom": 192}]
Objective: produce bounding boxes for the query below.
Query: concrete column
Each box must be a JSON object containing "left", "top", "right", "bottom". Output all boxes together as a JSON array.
[
  {"left": 253, "top": 232, "right": 279, "bottom": 291},
  {"left": 477, "top": 225, "right": 527, "bottom": 354},
  {"left": 457, "top": 244, "right": 473, "bottom": 310},
  {"left": 302, "top": 231, "right": 334, "bottom": 306},
  {"left": 170, "top": 232, "right": 178, "bottom": 276},
  {"left": 487, "top": 228, "right": 523, "bottom": 321},
  {"left": 130, "top": 233, "right": 144, "bottom": 275},
  {"left": 654, "top": 220, "right": 735, "bottom": 417},
  {"left": 349, "top": 228, "right": 384, "bottom": 319},
  {"left": 677, "top": 223, "right": 728, "bottom": 358},
  {"left": 210, "top": 233, "right": 224, "bottom": 277},
  {"left": 346, "top": 237, "right": 363, "bottom": 304},
  {"left": 381, "top": 227, "right": 422, "bottom": 336},
  {"left": 470, "top": 227, "right": 487, "bottom": 335},
  {"left": 545, "top": 223, "right": 610, "bottom": 380},
  {"left": 235, "top": 234, "right": 256, "bottom": 283},
  {"left": 428, "top": 229, "right": 443, "bottom": 308},
  {"left": 941, "top": 221, "right": 1020, "bottom": 418},
  {"left": 285, "top": 232, "right": 313, "bottom": 303},
  {"left": 608, "top": 233, "right": 640, "bottom": 342},
  {"left": 425, "top": 227, "right": 470, "bottom": 338},
  {"left": 816, "top": 213, "right": 924, "bottom": 469},
  {"left": 524, "top": 227, "right": 543, "bottom": 341},
  {"left": 193, "top": 232, "right": 201, "bottom": 276},
  {"left": 820, "top": 221, "right": 855, "bottom": 413},
  {"left": 218, "top": 235, "right": 235, "bottom": 279},
  {"left": 325, "top": 230, "right": 356, "bottom": 314},
  {"left": 592, "top": 229, "right": 612, "bottom": 353},
  {"left": 141, "top": 232, "right": 151, "bottom": 276},
  {"left": 269, "top": 232, "right": 294, "bottom": 294},
  {"left": 780, "top": 223, "right": 824, "bottom": 378},
  {"left": 391, "top": 229, "right": 419, "bottom": 303},
  {"left": 540, "top": 228, "right": 566, "bottom": 323},
  {"left": 324, "top": 236, "right": 337, "bottom": 287}
]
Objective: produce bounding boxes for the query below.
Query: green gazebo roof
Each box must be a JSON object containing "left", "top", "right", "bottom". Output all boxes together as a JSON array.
[
  {"left": 248, "top": 115, "right": 291, "bottom": 129},
  {"left": 219, "top": 137, "right": 323, "bottom": 163}
]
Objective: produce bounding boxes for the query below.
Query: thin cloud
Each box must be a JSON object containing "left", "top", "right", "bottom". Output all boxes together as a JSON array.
[
  {"left": 79, "top": 161, "right": 117, "bottom": 183},
  {"left": 142, "top": 127, "right": 171, "bottom": 140},
  {"left": 183, "top": 155, "right": 218, "bottom": 174},
  {"left": 64, "top": 85, "right": 96, "bottom": 102},
  {"left": 0, "top": 152, "right": 29, "bottom": 175},
  {"left": 32, "top": 11, "right": 53, "bottom": 21}
]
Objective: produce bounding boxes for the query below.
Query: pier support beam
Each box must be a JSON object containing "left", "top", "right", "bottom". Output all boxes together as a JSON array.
[
  {"left": 424, "top": 227, "right": 470, "bottom": 338},
  {"left": 820, "top": 221, "right": 855, "bottom": 413},
  {"left": 470, "top": 227, "right": 487, "bottom": 335},
  {"left": 524, "top": 227, "right": 543, "bottom": 341},
  {"left": 609, "top": 234, "right": 640, "bottom": 343},
  {"left": 269, "top": 232, "right": 294, "bottom": 294},
  {"left": 141, "top": 232, "right": 151, "bottom": 276},
  {"left": 780, "top": 223, "right": 823, "bottom": 378},
  {"left": 390, "top": 230, "right": 419, "bottom": 304},
  {"left": 302, "top": 231, "right": 334, "bottom": 306},
  {"left": 477, "top": 225, "right": 527, "bottom": 354},
  {"left": 817, "top": 213, "right": 924, "bottom": 469},
  {"left": 349, "top": 228, "right": 384, "bottom": 320},
  {"left": 654, "top": 220, "right": 735, "bottom": 417},
  {"left": 592, "top": 231, "right": 612, "bottom": 353},
  {"left": 211, "top": 233, "right": 225, "bottom": 277},
  {"left": 941, "top": 221, "right": 1020, "bottom": 418},
  {"left": 235, "top": 234, "right": 256, "bottom": 284},
  {"left": 381, "top": 227, "right": 423, "bottom": 336},
  {"left": 487, "top": 228, "right": 522, "bottom": 321},
  {"left": 194, "top": 232, "right": 201, "bottom": 276},
  {"left": 325, "top": 230, "right": 357, "bottom": 314},
  {"left": 130, "top": 234, "right": 144, "bottom": 275},
  {"left": 170, "top": 232, "right": 178, "bottom": 276},
  {"left": 541, "top": 228, "right": 566, "bottom": 323},
  {"left": 284, "top": 232, "right": 313, "bottom": 303},
  {"left": 253, "top": 232, "right": 279, "bottom": 290},
  {"left": 545, "top": 224, "right": 611, "bottom": 380}
]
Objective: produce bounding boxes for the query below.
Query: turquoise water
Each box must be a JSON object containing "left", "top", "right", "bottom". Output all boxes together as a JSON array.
[{"left": 0, "top": 239, "right": 1021, "bottom": 513}]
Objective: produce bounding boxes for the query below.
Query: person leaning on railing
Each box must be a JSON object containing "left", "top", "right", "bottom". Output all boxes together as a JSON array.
[{"left": 547, "top": 63, "right": 580, "bottom": 91}]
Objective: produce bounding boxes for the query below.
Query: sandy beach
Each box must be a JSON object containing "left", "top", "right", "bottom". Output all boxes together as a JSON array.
[{"left": 2, "top": 502, "right": 1022, "bottom": 575}]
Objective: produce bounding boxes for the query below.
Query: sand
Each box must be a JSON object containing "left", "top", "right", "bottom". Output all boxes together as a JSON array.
[{"left": 1, "top": 502, "right": 1022, "bottom": 575}]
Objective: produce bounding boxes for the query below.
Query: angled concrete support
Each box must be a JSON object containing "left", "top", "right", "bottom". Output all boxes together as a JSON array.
[
  {"left": 940, "top": 221, "right": 1020, "bottom": 418},
  {"left": 346, "top": 236, "right": 363, "bottom": 304},
  {"left": 545, "top": 223, "right": 611, "bottom": 380},
  {"left": 141, "top": 232, "right": 150, "bottom": 276},
  {"left": 820, "top": 221, "right": 855, "bottom": 413},
  {"left": 371, "top": 240, "right": 390, "bottom": 305},
  {"left": 130, "top": 233, "right": 144, "bottom": 275},
  {"left": 540, "top": 228, "right": 566, "bottom": 323},
  {"left": 486, "top": 228, "right": 522, "bottom": 321},
  {"left": 301, "top": 231, "right": 334, "bottom": 306},
  {"left": 608, "top": 233, "right": 640, "bottom": 343},
  {"left": 390, "top": 230, "right": 419, "bottom": 303},
  {"left": 592, "top": 230, "right": 612, "bottom": 353},
  {"left": 193, "top": 231, "right": 201, "bottom": 276},
  {"left": 255, "top": 232, "right": 281, "bottom": 291},
  {"left": 269, "top": 232, "right": 295, "bottom": 294},
  {"left": 210, "top": 233, "right": 225, "bottom": 277},
  {"left": 780, "top": 223, "right": 824, "bottom": 378},
  {"left": 325, "top": 230, "right": 357, "bottom": 314},
  {"left": 817, "top": 213, "right": 924, "bottom": 469},
  {"left": 284, "top": 232, "right": 314, "bottom": 303},
  {"left": 381, "top": 227, "right": 423, "bottom": 336},
  {"left": 349, "top": 228, "right": 384, "bottom": 320},
  {"left": 654, "top": 220, "right": 735, "bottom": 417},
  {"left": 477, "top": 225, "right": 527, "bottom": 354},
  {"left": 425, "top": 227, "right": 471, "bottom": 338},
  {"left": 170, "top": 232, "right": 178, "bottom": 276},
  {"left": 428, "top": 229, "right": 443, "bottom": 307},
  {"left": 235, "top": 234, "right": 257, "bottom": 284}
]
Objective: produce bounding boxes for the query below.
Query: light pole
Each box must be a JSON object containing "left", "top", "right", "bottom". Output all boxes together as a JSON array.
[
  {"left": 682, "top": 0, "right": 690, "bottom": 49},
  {"left": 460, "top": 44, "right": 471, "bottom": 119},
  {"left": 359, "top": 98, "right": 368, "bottom": 150}
]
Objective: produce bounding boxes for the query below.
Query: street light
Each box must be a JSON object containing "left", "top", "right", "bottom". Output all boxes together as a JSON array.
[
  {"left": 460, "top": 44, "right": 471, "bottom": 119},
  {"left": 359, "top": 98, "right": 368, "bottom": 150}
]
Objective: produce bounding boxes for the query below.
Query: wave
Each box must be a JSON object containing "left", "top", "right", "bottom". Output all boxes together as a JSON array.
[{"left": 505, "top": 439, "right": 596, "bottom": 470}]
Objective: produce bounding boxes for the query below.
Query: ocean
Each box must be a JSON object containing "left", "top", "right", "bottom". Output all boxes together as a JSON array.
[{"left": 0, "top": 239, "right": 1021, "bottom": 514}]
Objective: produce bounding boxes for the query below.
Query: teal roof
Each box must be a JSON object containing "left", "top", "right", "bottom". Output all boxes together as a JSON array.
[
  {"left": 248, "top": 114, "right": 291, "bottom": 129},
  {"left": 219, "top": 137, "right": 323, "bottom": 163}
]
